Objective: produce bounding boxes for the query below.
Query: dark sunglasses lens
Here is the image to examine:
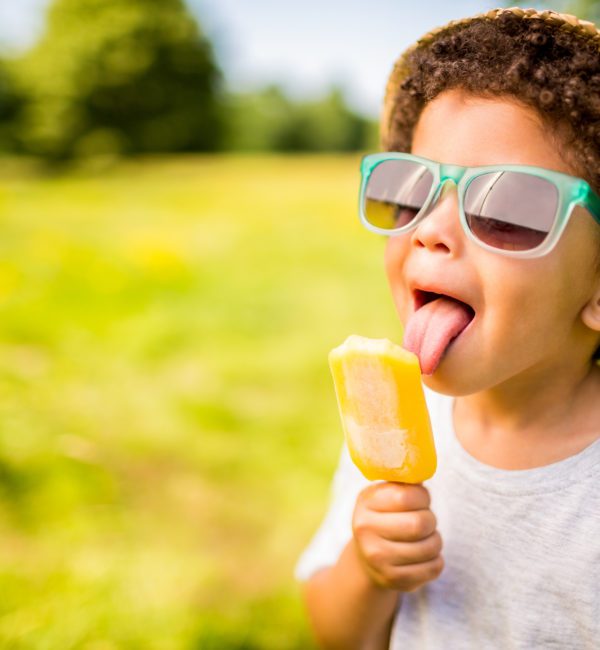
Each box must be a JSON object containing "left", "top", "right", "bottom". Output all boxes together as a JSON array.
[
  {"left": 364, "top": 160, "right": 434, "bottom": 230},
  {"left": 464, "top": 171, "right": 558, "bottom": 251}
]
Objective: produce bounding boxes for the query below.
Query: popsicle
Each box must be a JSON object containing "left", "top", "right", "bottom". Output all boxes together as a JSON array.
[{"left": 329, "top": 335, "right": 436, "bottom": 483}]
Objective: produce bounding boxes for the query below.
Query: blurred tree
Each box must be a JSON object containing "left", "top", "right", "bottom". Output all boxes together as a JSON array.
[
  {"left": 505, "top": 0, "right": 600, "bottom": 22},
  {"left": 279, "top": 87, "right": 375, "bottom": 152},
  {"left": 0, "top": 61, "right": 22, "bottom": 152},
  {"left": 562, "top": 0, "right": 600, "bottom": 21},
  {"left": 223, "top": 85, "right": 377, "bottom": 152},
  {"left": 222, "top": 85, "right": 290, "bottom": 151},
  {"left": 12, "top": 0, "right": 223, "bottom": 159}
]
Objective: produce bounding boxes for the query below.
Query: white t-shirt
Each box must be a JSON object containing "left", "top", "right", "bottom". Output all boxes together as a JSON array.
[{"left": 295, "top": 387, "right": 600, "bottom": 649}]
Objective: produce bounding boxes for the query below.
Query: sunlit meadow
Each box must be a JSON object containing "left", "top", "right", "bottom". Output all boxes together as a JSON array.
[{"left": 0, "top": 154, "right": 400, "bottom": 648}]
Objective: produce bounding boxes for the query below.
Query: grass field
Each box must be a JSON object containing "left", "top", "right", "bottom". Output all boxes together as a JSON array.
[{"left": 0, "top": 154, "right": 401, "bottom": 648}]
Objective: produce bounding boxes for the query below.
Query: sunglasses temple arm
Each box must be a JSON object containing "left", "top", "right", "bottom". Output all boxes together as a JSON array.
[{"left": 584, "top": 187, "right": 600, "bottom": 226}]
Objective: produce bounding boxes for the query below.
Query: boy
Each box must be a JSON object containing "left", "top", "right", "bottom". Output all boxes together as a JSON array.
[{"left": 295, "top": 7, "right": 600, "bottom": 649}]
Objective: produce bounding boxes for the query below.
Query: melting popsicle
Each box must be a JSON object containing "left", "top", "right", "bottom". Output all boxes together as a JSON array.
[{"left": 329, "top": 335, "right": 436, "bottom": 483}]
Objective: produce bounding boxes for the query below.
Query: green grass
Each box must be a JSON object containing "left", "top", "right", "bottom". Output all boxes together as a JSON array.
[{"left": 0, "top": 154, "right": 400, "bottom": 648}]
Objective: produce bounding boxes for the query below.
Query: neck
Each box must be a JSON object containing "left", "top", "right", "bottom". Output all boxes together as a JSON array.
[{"left": 453, "top": 359, "right": 600, "bottom": 469}]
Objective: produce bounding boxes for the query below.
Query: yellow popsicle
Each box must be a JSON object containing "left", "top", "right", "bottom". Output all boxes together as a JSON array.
[{"left": 329, "top": 335, "right": 437, "bottom": 483}]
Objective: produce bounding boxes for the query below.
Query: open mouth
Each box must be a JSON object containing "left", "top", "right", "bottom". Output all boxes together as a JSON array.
[
  {"left": 413, "top": 289, "right": 476, "bottom": 320},
  {"left": 405, "top": 289, "right": 476, "bottom": 375}
]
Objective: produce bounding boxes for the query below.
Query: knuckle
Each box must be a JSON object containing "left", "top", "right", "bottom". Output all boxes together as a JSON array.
[
  {"left": 428, "top": 556, "right": 445, "bottom": 579},
  {"left": 386, "top": 567, "right": 410, "bottom": 591},
  {"left": 428, "top": 531, "right": 443, "bottom": 555},
  {"left": 391, "top": 484, "right": 430, "bottom": 511},
  {"left": 361, "top": 540, "right": 385, "bottom": 568},
  {"left": 355, "top": 486, "right": 371, "bottom": 508},
  {"left": 379, "top": 484, "right": 409, "bottom": 511},
  {"left": 413, "top": 484, "right": 431, "bottom": 508},
  {"left": 393, "top": 570, "right": 420, "bottom": 592},
  {"left": 389, "top": 555, "right": 444, "bottom": 591},
  {"left": 406, "top": 512, "right": 428, "bottom": 539},
  {"left": 378, "top": 575, "right": 398, "bottom": 590},
  {"left": 352, "top": 510, "right": 369, "bottom": 537},
  {"left": 391, "top": 488, "right": 410, "bottom": 511},
  {"left": 357, "top": 482, "right": 378, "bottom": 506},
  {"left": 429, "top": 510, "right": 438, "bottom": 529},
  {"left": 420, "top": 510, "right": 437, "bottom": 537}
]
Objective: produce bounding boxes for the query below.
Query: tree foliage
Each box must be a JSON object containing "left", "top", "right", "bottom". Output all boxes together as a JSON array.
[
  {"left": 0, "top": 0, "right": 377, "bottom": 158},
  {"left": 11, "top": 0, "right": 223, "bottom": 159},
  {"left": 223, "top": 85, "right": 377, "bottom": 152},
  {"left": 0, "top": 61, "right": 22, "bottom": 151},
  {"left": 505, "top": 0, "right": 600, "bottom": 22}
]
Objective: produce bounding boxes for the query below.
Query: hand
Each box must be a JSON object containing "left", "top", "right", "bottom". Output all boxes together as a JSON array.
[{"left": 352, "top": 481, "right": 444, "bottom": 592}]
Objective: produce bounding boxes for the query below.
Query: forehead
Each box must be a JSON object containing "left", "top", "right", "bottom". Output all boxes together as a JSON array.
[{"left": 411, "top": 89, "right": 574, "bottom": 174}]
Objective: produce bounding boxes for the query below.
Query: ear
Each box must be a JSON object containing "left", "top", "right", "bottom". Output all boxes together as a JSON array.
[{"left": 582, "top": 283, "right": 600, "bottom": 333}]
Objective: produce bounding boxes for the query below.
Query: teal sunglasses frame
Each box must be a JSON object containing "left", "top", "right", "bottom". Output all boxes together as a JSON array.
[{"left": 359, "top": 152, "right": 600, "bottom": 258}]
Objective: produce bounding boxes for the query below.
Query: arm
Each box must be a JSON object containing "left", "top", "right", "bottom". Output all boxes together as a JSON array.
[
  {"left": 302, "top": 539, "right": 400, "bottom": 650},
  {"left": 302, "top": 482, "right": 443, "bottom": 650}
]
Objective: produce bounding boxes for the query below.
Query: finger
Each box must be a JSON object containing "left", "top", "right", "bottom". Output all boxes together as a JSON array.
[
  {"left": 386, "top": 555, "right": 445, "bottom": 591},
  {"left": 366, "top": 482, "right": 431, "bottom": 513},
  {"left": 366, "top": 509, "right": 437, "bottom": 542},
  {"left": 385, "top": 531, "right": 443, "bottom": 565},
  {"left": 357, "top": 532, "right": 442, "bottom": 569}
]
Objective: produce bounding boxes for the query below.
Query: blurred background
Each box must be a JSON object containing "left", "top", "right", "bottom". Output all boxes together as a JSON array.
[{"left": 0, "top": 0, "right": 593, "bottom": 647}]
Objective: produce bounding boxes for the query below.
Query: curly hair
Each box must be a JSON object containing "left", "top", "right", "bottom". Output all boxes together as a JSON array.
[{"left": 383, "top": 10, "right": 600, "bottom": 362}]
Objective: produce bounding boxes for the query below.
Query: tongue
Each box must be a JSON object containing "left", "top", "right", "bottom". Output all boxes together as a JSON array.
[{"left": 403, "top": 297, "right": 473, "bottom": 375}]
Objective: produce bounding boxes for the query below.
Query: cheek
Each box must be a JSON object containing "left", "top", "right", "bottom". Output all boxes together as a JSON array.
[
  {"left": 383, "top": 238, "right": 398, "bottom": 280},
  {"left": 481, "top": 254, "right": 586, "bottom": 352},
  {"left": 384, "top": 237, "right": 412, "bottom": 318}
]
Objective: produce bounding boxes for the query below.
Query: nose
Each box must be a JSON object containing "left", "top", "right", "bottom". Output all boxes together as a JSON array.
[{"left": 411, "top": 180, "right": 463, "bottom": 255}]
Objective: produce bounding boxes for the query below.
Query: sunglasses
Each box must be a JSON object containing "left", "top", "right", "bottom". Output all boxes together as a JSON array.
[{"left": 359, "top": 153, "right": 600, "bottom": 258}]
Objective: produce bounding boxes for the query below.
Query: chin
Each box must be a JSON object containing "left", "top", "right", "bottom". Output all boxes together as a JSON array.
[{"left": 421, "top": 361, "right": 487, "bottom": 397}]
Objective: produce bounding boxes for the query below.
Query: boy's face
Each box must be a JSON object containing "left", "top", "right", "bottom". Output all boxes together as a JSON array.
[{"left": 384, "top": 89, "right": 600, "bottom": 396}]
